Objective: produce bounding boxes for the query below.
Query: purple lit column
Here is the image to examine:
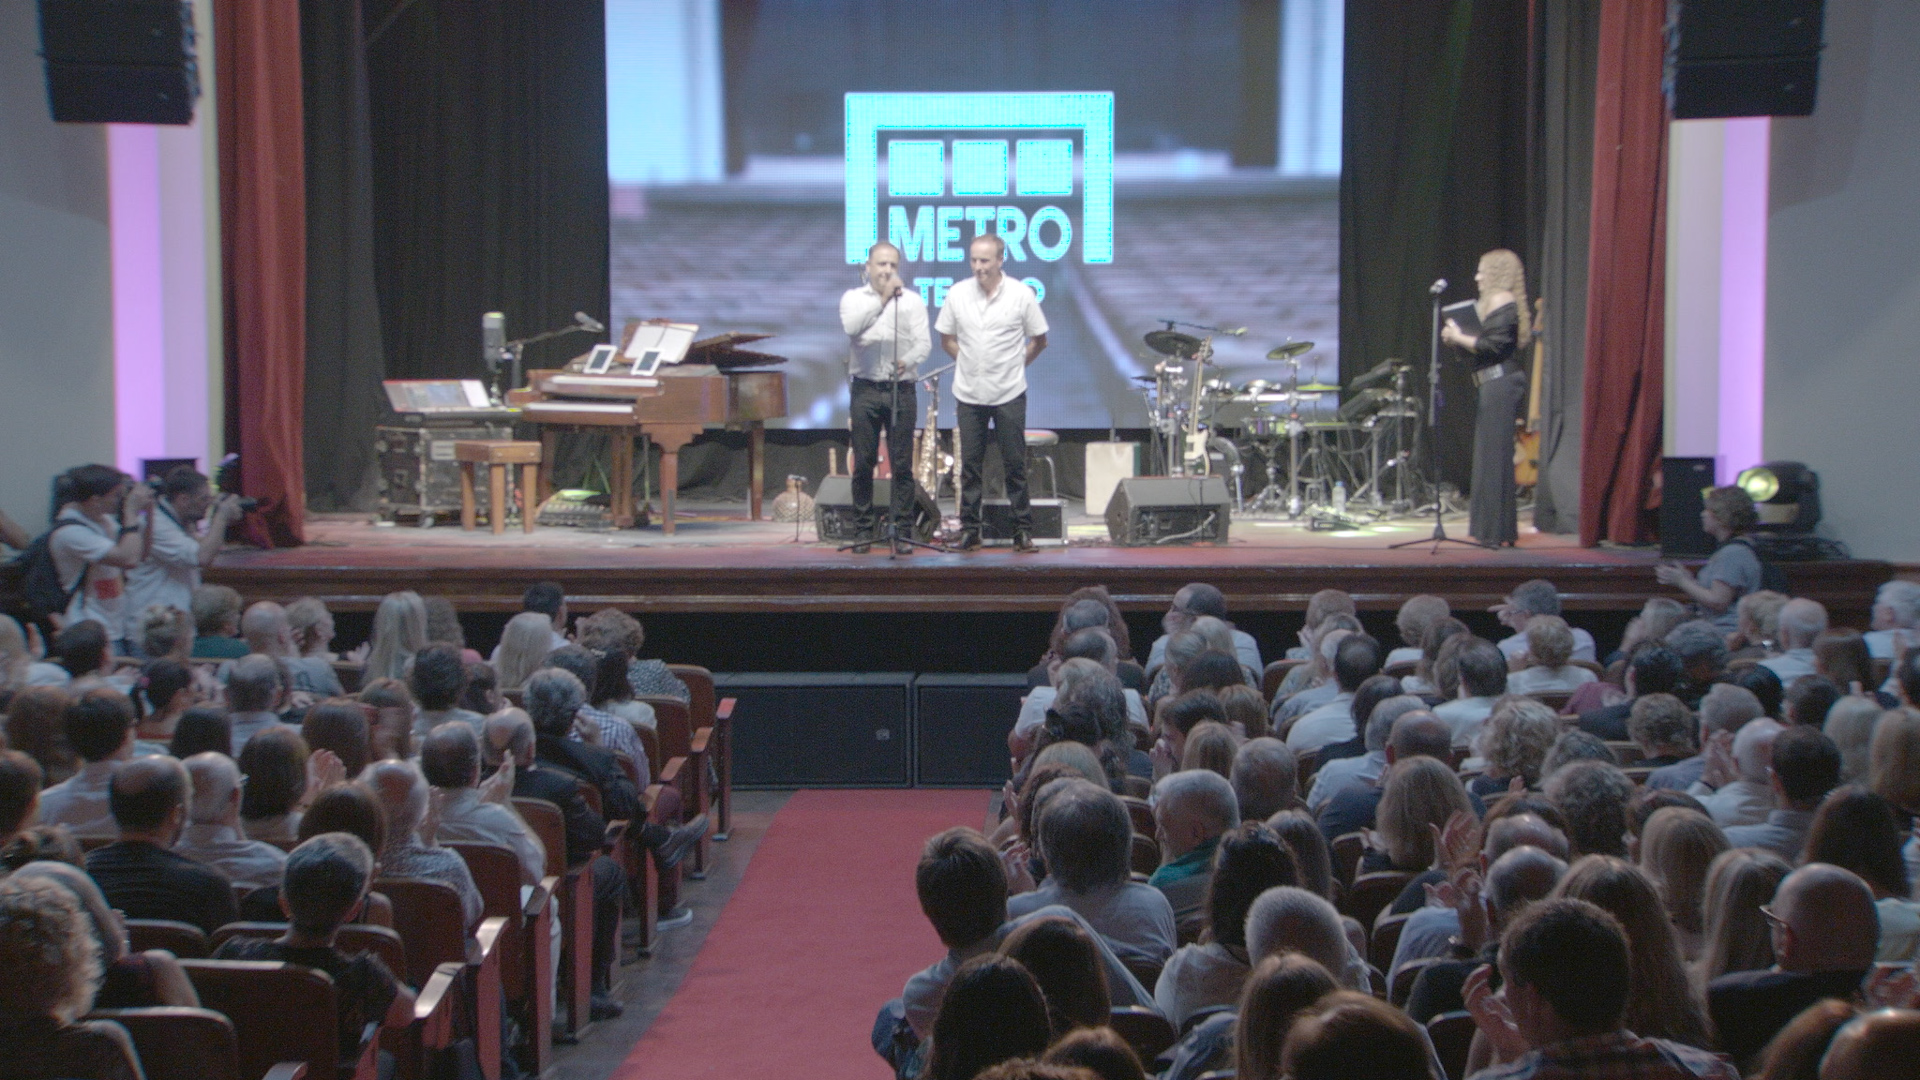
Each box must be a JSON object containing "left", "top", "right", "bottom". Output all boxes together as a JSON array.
[
  {"left": 109, "top": 125, "right": 166, "bottom": 476},
  {"left": 1716, "top": 117, "right": 1769, "bottom": 481}
]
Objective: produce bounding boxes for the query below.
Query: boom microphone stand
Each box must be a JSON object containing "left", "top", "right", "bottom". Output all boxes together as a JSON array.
[{"left": 1391, "top": 279, "right": 1489, "bottom": 553}]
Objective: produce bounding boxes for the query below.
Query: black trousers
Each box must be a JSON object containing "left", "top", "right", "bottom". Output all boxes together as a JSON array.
[
  {"left": 849, "top": 377, "right": 919, "bottom": 538},
  {"left": 1468, "top": 368, "right": 1527, "bottom": 545},
  {"left": 957, "top": 393, "right": 1030, "bottom": 534}
]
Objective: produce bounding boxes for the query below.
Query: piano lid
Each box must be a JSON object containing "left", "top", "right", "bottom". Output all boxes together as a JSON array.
[{"left": 689, "top": 331, "right": 788, "bottom": 370}]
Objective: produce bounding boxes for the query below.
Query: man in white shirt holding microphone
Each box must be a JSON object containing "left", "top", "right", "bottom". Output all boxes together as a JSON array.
[
  {"left": 936, "top": 234, "right": 1049, "bottom": 553},
  {"left": 839, "top": 241, "right": 931, "bottom": 555}
]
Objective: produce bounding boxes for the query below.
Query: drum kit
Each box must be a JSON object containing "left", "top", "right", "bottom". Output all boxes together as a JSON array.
[{"left": 1137, "top": 323, "right": 1424, "bottom": 524}]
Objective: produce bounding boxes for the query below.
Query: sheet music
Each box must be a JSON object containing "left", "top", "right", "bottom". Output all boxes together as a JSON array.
[{"left": 621, "top": 321, "right": 698, "bottom": 370}]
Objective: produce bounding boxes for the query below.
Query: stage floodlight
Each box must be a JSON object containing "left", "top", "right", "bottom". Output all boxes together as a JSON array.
[{"left": 1735, "top": 461, "right": 1821, "bottom": 532}]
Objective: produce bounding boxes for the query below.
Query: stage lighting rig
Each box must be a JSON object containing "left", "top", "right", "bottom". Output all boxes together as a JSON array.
[{"left": 1736, "top": 461, "right": 1821, "bottom": 533}]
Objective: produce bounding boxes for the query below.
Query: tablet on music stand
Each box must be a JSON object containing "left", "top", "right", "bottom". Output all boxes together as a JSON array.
[
  {"left": 581, "top": 343, "right": 618, "bottom": 375},
  {"left": 630, "top": 347, "right": 668, "bottom": 376}
]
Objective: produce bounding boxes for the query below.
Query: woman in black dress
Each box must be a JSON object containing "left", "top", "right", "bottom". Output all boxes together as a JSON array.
[{"left": 1440, "top": 248, "right": 1531, "bottom": 546}]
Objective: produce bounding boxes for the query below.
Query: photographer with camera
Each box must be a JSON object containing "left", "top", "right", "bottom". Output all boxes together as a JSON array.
[
  {"left": 125, "top": 467, "right": 244, "bottom": 635},
  {"left": 45, "top": 464, "right": 153, "bottom": 653}
]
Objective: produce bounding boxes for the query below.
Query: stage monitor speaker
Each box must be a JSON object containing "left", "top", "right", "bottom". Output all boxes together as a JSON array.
[
  {"left": 1660, "top": 456, "right": 1719, "bottom": 557},
  {"left": 39, "top": 0, "right": 199, "bottom": 124},
  {"left": 914, "top": 675, "right": 1030, "bottom": 786},
  {"left": 981, "top": 499, "right": 1066, "bottom": 545},
  {"left": 812, "top": 476, "right": 938, "bottom": 542},
  {"left": 1667, "top": 0, "right": 1823, "bottom": 119},
  {"left": 1105, "top": 477, "right": 1231, "bottom": 546},
  {"left": 713, "top": 673, "right": 913, "bottom": 787}
]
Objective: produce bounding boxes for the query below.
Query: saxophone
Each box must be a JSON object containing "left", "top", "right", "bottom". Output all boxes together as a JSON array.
[{"left": 915, "top": 373, "right": 944, "bottom": 497}]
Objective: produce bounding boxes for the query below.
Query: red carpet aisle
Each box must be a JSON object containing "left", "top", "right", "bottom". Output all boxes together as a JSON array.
[{"left": 613, "top": 788, "right": 992, "bottom": 1080}]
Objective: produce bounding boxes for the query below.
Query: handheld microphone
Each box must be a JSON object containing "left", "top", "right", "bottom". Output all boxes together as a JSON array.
[
  {"left": 482, "top": 312, "right": 505, "bottom": 369},
  {"left": 1429, "top": 279, "right": 1448, "bottom": 296},
  {"left": 574, "top": 311, "right": 605, "bottom": 334}
]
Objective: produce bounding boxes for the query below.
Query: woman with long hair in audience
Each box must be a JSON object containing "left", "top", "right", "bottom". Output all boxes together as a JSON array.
[
  {"left": 1800, "top": 785, "right": 1920, "bottom": 960},
  {"left": 1867, "top": 707, "right": 1920, "bottom": 887},
  {"left": 302, "top": 699, "right": 372, "bottom": 780},
  {"left": 1697, "top": 854, "right": 1791, "bottom": 987},
  {"left": 422, "top": 596, "right": 482, "bottom": 666},
  {"left": 1552, "top": 854, "right": 1713, "bottom": 1048},
  {"left": 1825, "top": 696, "right": 1881, "bottom": 784},
  {"left": 357, "top": 678, "right": 415, "bottom": 761},
  {"left": 493, "top": 610, "right": 557, "bottom": 691},
  {"left": 1180, "top": 721, "right": 1237, "bottom": 780},
  {"left": 1638, "top": 807, "right": 1729, "bottom": 962},
  {"left": 361, "top": 590, "right": 427, "bottom": 682},
  {"left": 1364, "top": 756, "right": 1473, "bottom": 875},
  {"left": 591, "top": 645, "right": 655, "bottom": 731},
  {"left": 1267, "top": 809, "right": 1335, "bottom": 900},
  {"left": 238, "top": 725, "right": 309, "bottom": 843},
  {"left": 5, "top": 684, "right": 74, "bottom": 785},
  {"left": 1155, "top": 821, "right": 1299, "bottom": 1030},
  {"left": 999, "top": 916, "right": 1111, "bottom": 1038},
  {"left": 1231, "top": 951, "right": 1340, "bottom": 1080},
  {"left": 1215, "top": 683, "right": 1268, "bottom": 739},
  {"left": 131, "top": 658, "right": 197, "bottom": 755},
  {"left": 924, "top": 955, "right": 1054, "bottom": 1080},
  {"left": 285, "top": 597, "right": 337, "bottom": 661}
]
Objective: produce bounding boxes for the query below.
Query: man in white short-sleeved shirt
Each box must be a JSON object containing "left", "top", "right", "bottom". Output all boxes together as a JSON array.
[
  {"left": 47, "top": 465, "right": 152, "bottom": 651},
  {"left": 935, "top": 234, "right": 1048, "bottom": 552},
  {"left": 126, "top": 467, "right": 243, "bottom": 628}
]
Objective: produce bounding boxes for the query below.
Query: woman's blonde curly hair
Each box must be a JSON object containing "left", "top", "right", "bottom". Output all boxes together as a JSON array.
[{"left": 1478, "top": 248, "right": 1533, "bottom": 348}]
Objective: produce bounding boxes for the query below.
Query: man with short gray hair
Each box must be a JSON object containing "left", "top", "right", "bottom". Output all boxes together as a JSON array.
[
  {"left": 1687, "top": 716, "right": 1781, "bottom": 828},
  {"left": 176, "top": 751, "right": 287, "bottom": 889},
  {"left": 1866, "top": 579, "right": 1920, "bottom": 659},
  {"left": 1666, "top": 620, "right": 1732, "bottom": 703},
  {"left": 419, "top": 721, "right": 545, "bottom": 885},
  {"left": 1231, "top": 737, "right": 1300, "bottom": 821},
  {"left": 226, "top": 653, "right": 290, "bottom": 756},
  {"left": 1761, "top": 599, "right": 1828, "bottom": 684},
  {"left": 1244, "top": 885, "right": 1368, "bottom": 990},
  {"left": 1494, "top": 579, "right": 1596, "bottom": 666},
  {"left": 1645, "top": 683, "right": 1764, "bottom": 791},
  {"left": 1149, "top": 769, "right": 1240, "bottom": 926},
  {"left": 1007, "top": 779, "right": 1176, "bottom": 964}
]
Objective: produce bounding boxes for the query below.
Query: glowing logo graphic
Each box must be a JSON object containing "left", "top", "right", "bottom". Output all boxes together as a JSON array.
[{"left": 844, "top": 92, "right": 1115, "bottom": 283}]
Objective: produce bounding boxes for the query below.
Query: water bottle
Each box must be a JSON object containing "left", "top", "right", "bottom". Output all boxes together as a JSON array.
[{"left": 1333, "top": 480, "right": 1347, "bottom": 514}]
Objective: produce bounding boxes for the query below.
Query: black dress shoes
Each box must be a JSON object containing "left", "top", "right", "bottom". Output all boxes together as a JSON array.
[
  {"left": 1012, "top": 530, "right": 1038, "bottom": 553},
  {"left": 956, "top": 532, "right": 983, "bottom": 551}
]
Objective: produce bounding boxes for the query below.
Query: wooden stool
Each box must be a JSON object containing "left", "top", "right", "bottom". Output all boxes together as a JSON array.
[{"left": 455, "top": 440, "right": 542, "bottom": 534}]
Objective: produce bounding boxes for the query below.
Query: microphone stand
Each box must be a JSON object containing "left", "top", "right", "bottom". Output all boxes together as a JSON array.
[
  {"left": 1390, "top": 285, "right": 1489, "bottom": 553},
  {"left": 497, "top": 320, "right": 601, "bottom": 397}
]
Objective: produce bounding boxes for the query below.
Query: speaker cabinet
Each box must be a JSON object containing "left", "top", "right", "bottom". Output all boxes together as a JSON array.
[
  {"left": 981, "top": 499, "right": 1066, "bottom": 545},
  {"left": 915, "top": 675, "right": 1029, "bottom": 786},
  {"left": 1660, "top": 456, "right": 1719, "bottom": 557},
  {"left": 812, "top": 477, "right": 938, "bottom": 542},
  {"left": 1667, "top": 0, "right": 1824, "bottom": 119},
  {"left": 713, "top": 673, "right": 913, "bottom": 787},
  {"left": 39, "top": 0, "right": 199, "bottom": 124},
  {"left": 1105, "top": 477, "right": 1231, "bottom": 546},
  {"left": 1084, "top": 442, "right": 1138, "bottom": 517}
]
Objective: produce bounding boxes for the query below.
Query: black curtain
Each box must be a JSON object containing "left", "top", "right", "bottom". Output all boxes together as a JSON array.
[
  {"left": 360, "top": 0, "right": 610, "bottom": 384},
  {"left": 1527, "top": 0, "right": 1602, "bottom": 534},
  {"left": 302, "top": 0, "right": 387, "bottom": 512},
  {"left": 1340, "top": 0, "right": 1530, "bottom": 492}
]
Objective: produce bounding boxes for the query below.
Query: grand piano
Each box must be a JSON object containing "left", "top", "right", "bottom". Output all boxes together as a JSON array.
[{"left": 509, "top": 324, "right": 787, "bottom": 533}]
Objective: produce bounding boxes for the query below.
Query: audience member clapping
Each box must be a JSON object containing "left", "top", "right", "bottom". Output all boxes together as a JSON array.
[
  {"left": 363, "top": 759, "right": 483, "bottom": 927},
  {"left": 0, "top": 874, "right": 144, "bottom": 1080},
  {"left": 1009, "top": 780, "right": 1176, "bottom": 965},
  {"left": 301, "top": 698, "right": 372, "bottom": 779},
  {"left": 542, "top": 645, "right": 648, "bottom": 766},
  {"left": 1154, "top": 821, "right": 1298, "bottom": 1029},
  {"left": 1763, "top": 599, "right": 1830, "bottom": 685},
  {"left": 1646, "top": 683, "right": 1763, "bottom": 791},
  {"left": 175, "top": 751, "right": 288, "bottom": 889},
  {"left": 1638, "top": 807, "right": 1728, "bottom": 961},
  {"left": 212, "top": 833, "right": 416, "bottom": 1072},
  {"left": 239, "top": 780, "right": 391, "bottom": 921},
  {"left": 1463, "top": 898, "right": 1737, "bottom": 1079},
  {"left": 36, "top": 687, "right": 136, "bottom": 837},
  {"left": 85, "top": 755, "right": 237, "bottom": 933},
  {"left": 1404, "top": 843, "right": 1568, "bottom": 1023},
  {"left": 1707, "top": 863, "right": 1879, "bottom": 1069},
  {"left": 1386, "top": 803, "right": 1569, "bottom": 973},
  {"left": 1690, "top": 715, "right": 1784, "bottom": 828},
  {"left": 1151, "top": 689, "right": 1228, "bottom": 778},
  {"left": 418, "top": 721, "right": 545, "bottom": 885}
]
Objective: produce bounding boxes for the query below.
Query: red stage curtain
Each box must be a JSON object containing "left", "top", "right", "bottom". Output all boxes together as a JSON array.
[
  {"left": 216, "top": 0, "right": 306, "bottom": 546},
  {"left": 1577, "top": 0, "right": 1667, "bottom": 546}
]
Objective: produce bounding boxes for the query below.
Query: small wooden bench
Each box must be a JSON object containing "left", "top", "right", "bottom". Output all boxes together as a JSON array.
[{"left": 454, "top": 440, "right": 541, "bottom": 534}]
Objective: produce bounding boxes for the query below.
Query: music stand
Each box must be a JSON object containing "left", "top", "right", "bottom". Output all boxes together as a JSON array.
[{"left": 1391, "top": 287, "right": 1490, "bottom": 553}]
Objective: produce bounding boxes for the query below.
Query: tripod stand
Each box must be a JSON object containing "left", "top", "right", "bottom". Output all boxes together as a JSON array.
[{"left": 1391, "top": 285, "right": 1489, "bottom": 553}]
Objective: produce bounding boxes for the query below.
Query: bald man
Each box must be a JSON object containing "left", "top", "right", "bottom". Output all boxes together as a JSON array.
[
  {"left": 240, "top": 601, "right": 343, "bottom": 697},
  {"left": 1709, "top": 863, "right": 1880, "bottom": 1070},
  {"left": 1386, "top": 811, "right": 1571, "bottom": 975},
  {"left": 1820, "top": 1009, "right": 1920, "bottom": 1080},
  {"left": 86, "top": 756, "right": 238, "bottom": 934},
  {"left": 175, "top": 751, "right": 288, "bottom": 889}
]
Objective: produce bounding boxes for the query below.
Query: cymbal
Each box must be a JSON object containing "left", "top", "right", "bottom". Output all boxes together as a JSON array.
[
  {"left": 1265, "top": 340, "right": 1314, "bottom": 360},
  {"left": 1298, "top": 382, "right": 1341, "bottom": 392},
  {"left": 1146, "top": 329, "right": 1204, "bottom": 356}
]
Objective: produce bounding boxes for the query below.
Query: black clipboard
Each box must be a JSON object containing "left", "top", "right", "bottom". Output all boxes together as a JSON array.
[{"left": 1441, "top": 299, "right": 1482, "bottom": 338}]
